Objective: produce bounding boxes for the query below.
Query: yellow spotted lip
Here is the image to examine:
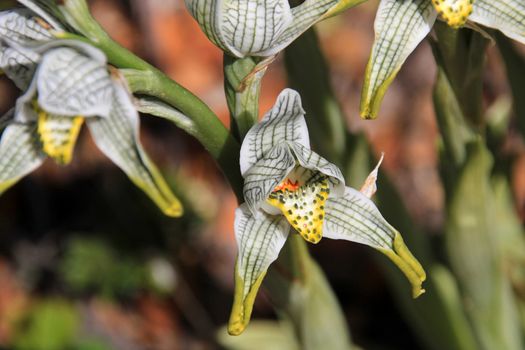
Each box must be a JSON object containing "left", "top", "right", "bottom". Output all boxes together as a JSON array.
[
  {"left": 267, "top": 177, "right": 330, "bottom": 244},
  {"left": 432, "top": 0, "right": 474, "bottom": 28}
]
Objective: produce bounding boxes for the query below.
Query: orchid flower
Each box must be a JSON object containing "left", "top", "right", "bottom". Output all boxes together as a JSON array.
[
  {"left": 228, "top": 88, "right": 426, "bottom": 335},
  {"left": 361, "top": 0, "right": 525, "bottom": 119},
  {"left": 0, "top": 9, "right": 183, "bottom": 217},
  {"left": 184, "top": 0, "right": 365, "bottom": 58}
]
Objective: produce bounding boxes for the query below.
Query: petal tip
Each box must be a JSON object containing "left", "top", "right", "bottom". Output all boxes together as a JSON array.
[{"left": 163, "top": 202, "right": 184, "bottom": 217}]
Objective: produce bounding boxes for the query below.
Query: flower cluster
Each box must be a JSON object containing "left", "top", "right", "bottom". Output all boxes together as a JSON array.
[{"left": 0, "top": 6, "right": 183, "bottom": 216}]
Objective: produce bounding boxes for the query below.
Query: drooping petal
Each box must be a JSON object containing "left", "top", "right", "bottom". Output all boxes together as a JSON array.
[
  {"left": 324, "top": 187, "right": 426, "bottom": 297},
  {"left": 86, "top": 81, "right": 183, "bottom": 217},
  {"left": 240, "top": 88, "right": 309, "bottom": 175},
  {"left": 35, "top": 45, "right": 113, "bottom": 117},
  {"left": 0, "top": 122, "right": 45, "bottom": 195},
  {"left": 360, "top": 0, "right": 437, "bottom": 119},
  {"left": 0, "top": 9, "right": 53, "bottom": 44},
  {"left": 431, "top": 0, "right": 474, "bottom": 28},
  {"left": 243, "top": 143, "right": 296, "bottom": 215},
  {"left": 469, "top": 0, "right": 525, "bottom": 44},
  {"left": 287, "top": 141, "right": 345, "bottom": 197},
  {"left": 229, "top": 204, "right": 290, "bottom": 335}
]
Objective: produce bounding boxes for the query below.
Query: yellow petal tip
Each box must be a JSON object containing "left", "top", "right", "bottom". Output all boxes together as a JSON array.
[
  {"left": 432, "top": 0, "right": 474, "bottom": 28},
  {"left": 163, "top": 202, "right": 184, "bottom": 217}
]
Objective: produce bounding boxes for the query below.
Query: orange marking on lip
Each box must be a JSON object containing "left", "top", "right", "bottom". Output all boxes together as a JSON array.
[{"left": 273, "top": 179, "right": 300, "bottom": 192}]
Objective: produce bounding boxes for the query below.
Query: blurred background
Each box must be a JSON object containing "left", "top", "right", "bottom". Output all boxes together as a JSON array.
[{"left": 0, "top": 0, "right": 524, "bottom": 349}]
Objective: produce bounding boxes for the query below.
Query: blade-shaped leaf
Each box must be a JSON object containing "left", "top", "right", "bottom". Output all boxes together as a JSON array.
[
  {"left": 0, "top": 122, "right": 45, "bottom": 194},
  {"left": 86, "top": 81, "right": 183, "bottom": 217},
  {"left": 360, "top": 0, "right": 437, "bottom": 119},
  {"left": 470, "top": 0, "right": 525, "bottom": 44},
  {"left": 229, "top": 204, "right": 290, "bottom": 335},
  {"left": 324, "top": 186, "right": 426, "bottom": 297},
  {"left": 35, "top": 46, "right": 113, "bottom": 117},
  {"left": 240, "top": 88, "right": 309, "bottom": 175},
  {"left": 243, "top": 143, "right": 296, "bottom": 215},
  {"left": 287, "top": 141, "right": 345, "bottom": 197}
]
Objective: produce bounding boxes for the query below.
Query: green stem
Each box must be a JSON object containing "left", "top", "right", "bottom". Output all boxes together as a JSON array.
[{"left": 223, "top": 55, "right": 263, "bottom": 141}]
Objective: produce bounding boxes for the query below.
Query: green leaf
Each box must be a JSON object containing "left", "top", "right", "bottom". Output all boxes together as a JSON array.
[
  {"left": 87, "top": 81, "right": 183, "bottom": 217},
  {"left": 446, "top": 140, "right": 523, "bottom": 350},
  {"left": 229, "top": 204, "right": 290, "bottom": 335},
  {"left": 218, "top": 321, "right": 299, "bottom": 350},
  {"left": 360, "top": 0, "right": 436, "bottom": 119},
  {"left": 470, "top": 0, "right": 525, "bottom": 44}
]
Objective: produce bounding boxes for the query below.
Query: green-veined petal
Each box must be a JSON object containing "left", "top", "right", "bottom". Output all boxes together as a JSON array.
[
  {"left": 324, "top": 187, "right": 426, "bottom": 297},
  {"left": 0, "top": 43, "right": 40, "bottom": 90},
  {"left": 229, "top": 204, "right": 290, "bottom": 335},
  {"left": 35, "top": 45, "right": 113, "bottom": 117},
  {"left": 470, "top": 0, "right": 525, "bottom": 44},
  {"left": 0, "top": 9, "right": 53, "bottom": 44},
  {"left": 257, "top": 0, "right": 337, "bottom": 57},
  {"left": 86, "top": 81, "right": 183, "bottom": 217},
  {"left": 243, "top": 143, "right": 296, "bottom": 215},
  {"left": 240, "top": 88, "right": 309, "bottom": 175},
  {"left": 360, "top": 0, "right": 436, "bottom": 119},
  {"left": 0, "top": 122, "right": 45, "bottom": 194},
  {"left": 287, "top": 141, "right": 345, "bottom": 197},
  {"left": 17, "top": 0, "right": 65, "bottom": 30}
]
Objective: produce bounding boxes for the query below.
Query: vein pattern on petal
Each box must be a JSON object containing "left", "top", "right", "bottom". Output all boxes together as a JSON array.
[
  {"left": 37, "top": 47, "right": 113, "bottom": 117},
  {"left": 0, "top": 122, "right": 45, "bottom": 194},
  {"left": 229, "top": 204, "right": 289, "bottom": 335},
  {"left": 470, "top": 0, "right": 525, "bottom": 44},
  {"left": 324, "top": 187, "right": 426, "bottom": 297},
  {"left": 240, "top": 88, "right": 309, "bottom": 175},
  {"left": 360, "top": 0, "right": 436, "bottom": 119},
  {"left": 87, "top": 81, "right": 183, "bottom": 217}
]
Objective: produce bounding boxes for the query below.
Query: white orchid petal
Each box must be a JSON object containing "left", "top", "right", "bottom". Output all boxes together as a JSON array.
[
  {"left": 0, "top": 44, "right": 40, "bottom": 90},
  {"left": 229, "top": 204, "right": 290, "bottom": 335},
  {"left": 324, "top": 187, "right": 426, "bottom": 298},
  {"left": 240, "top": 88, "right": 309, "bottom": 175},
  {"left": 258, "top": 0, "right": 338, "bottom": 57},
  {"left": 0, "top": 122, "right": 45, "bottom": 194},
  {"left": 223, "top": 0, "right": 293, "bottom": 57},
  {"left": 360, "top": 152, "right": 384, "bottom": 198},
  {"left": 87, "top": 81, "right": 183, "bottom": 217},
  {"left": 470, "top": 0, "right": 525, "bottom": 44},
  {"left": 360, "top": 0, "right": 437, "bottom": 119},
  {"left": 0, "top": 9, "right": 53, "bottom": 44},
  {"left": 36, "top": 46, "right": 113, "bottom": 117},
  {"left": 16, "top": 0, "right": 65, "bottom": 30},
  {"left": 243, "top": 143, "right": 296, "bottom": 215},
  {"left": 287, "top": 141, "right": 345, "bottom": 197}
]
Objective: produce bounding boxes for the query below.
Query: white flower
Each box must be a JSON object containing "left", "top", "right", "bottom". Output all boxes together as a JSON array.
[
  {"left": 361, "top": 0, "right": 525, "bottom": 119},
  {"left": 229, "top": 89, "right": 426, "bottom": 335},
  {"left": 184, "top": 0, "right": 354, "bottom": 58},
  {"left": 0, "top": 9, "right": 183, "bottom": 217}
]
